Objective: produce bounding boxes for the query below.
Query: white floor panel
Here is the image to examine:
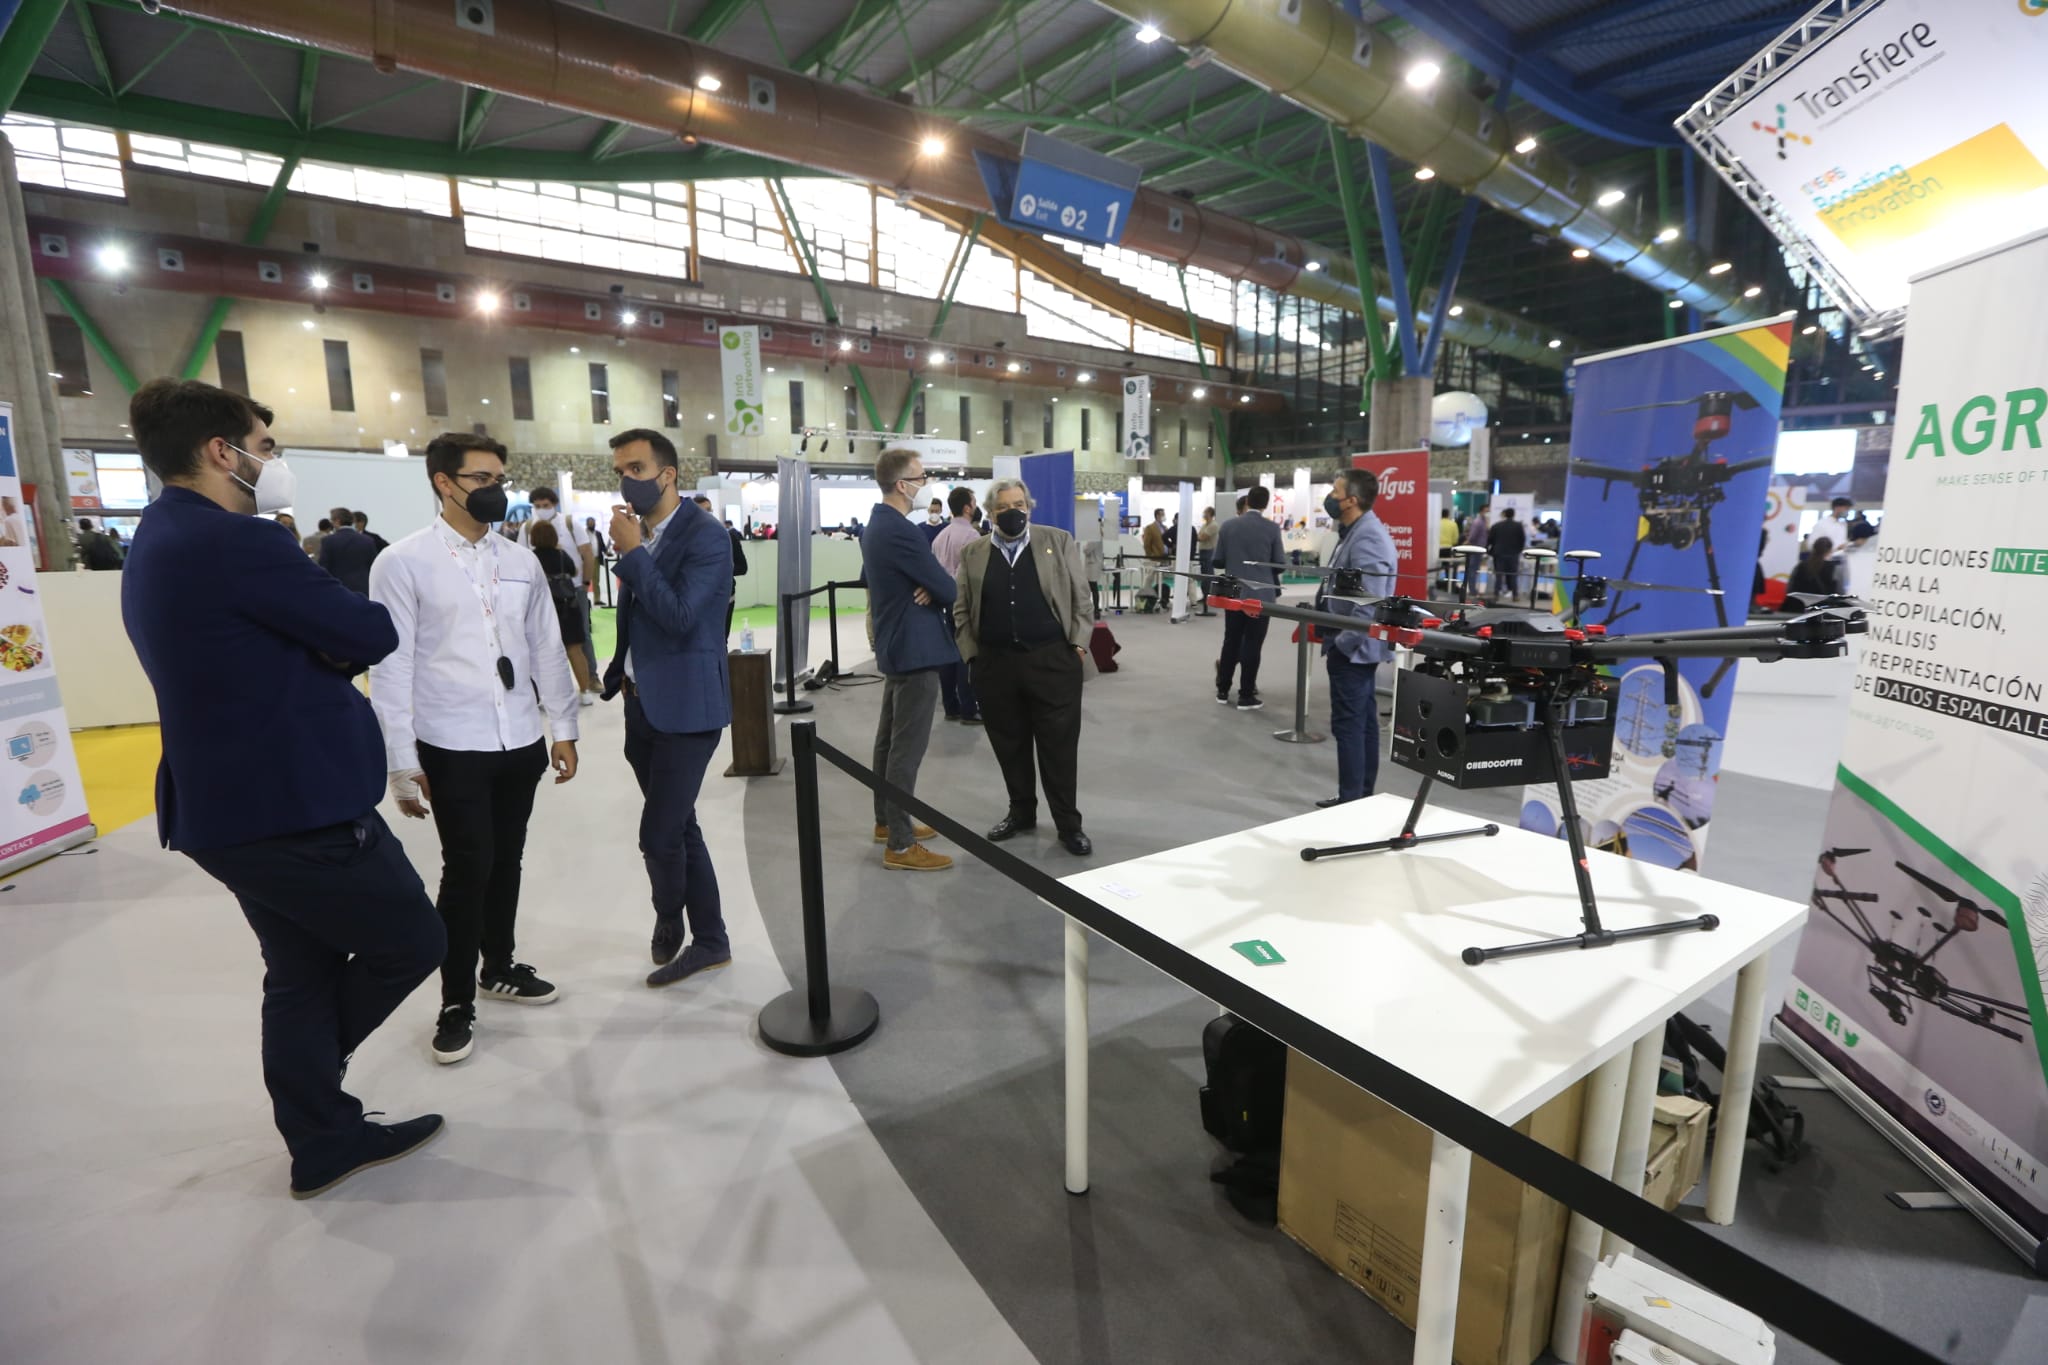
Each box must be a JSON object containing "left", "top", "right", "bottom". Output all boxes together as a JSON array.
[{"left": 0, "top": 698, "right": 1032, "bottom": 1365}]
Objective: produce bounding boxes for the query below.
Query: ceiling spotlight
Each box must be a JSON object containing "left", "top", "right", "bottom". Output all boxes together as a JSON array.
[
  {"left": 388, "top": 390, "right": 403, "bottom": 403},
  {"left": 301, "top": 319, "right": 315, "bottom": 331},
  {"left": 1405, "top": 61, "right": 1440, "bottom": 90},
  {"left": 1413, "top": 166, "right": 1436, "bottom": 181},
  {"left": 1447, "top": 304, "right": 1464, "bottom": 317},
  {"left": 1135, "top": 23, "right": 1162, "bottom": 43},
  {"left": 838, "top": 338, "right": 853, "bottom": 351},
  {"left": 696, "top": 74, "right": 721, "bottom": 92},
  {"left": 1304, "top": 260, "right": 1323, "bottom": 272},
  {"left": 1191, "top": 386, "right": 1207, "bottom": 399},
  {"left": 1514, "top": 135, "right": 1538, "bottom": 154},
  {"left": 1570, "top": 247, "right": 1590, "bottom": 259},
  {"left": 1707, "top": 261, "right": 1732, "bottom": 275},
  {"left": 1076, "top": 371, "right": 1093, "bottom": 382},
  {"left": 308, "top": 271, "right": 329, "bottom": 290},
  {"left": 1238, "top": 394, "right": 1251, "bottom": 403},
  {"left": 1742, "top": 285, "right": 1762, "bottom": 299},
  {"left": 765, "top": 366, "right": 776, "bottom": 373},
  {"left": 1655, "top": 227, "right": 1680, "bottom": 244},
  {"left": 620, "top": 310, "right": 638, "bottom": 326},
  {"left": 1667, "top": 298, "right": 1685, "bottom": 309},
  {"left": 926, "top": 382, "right": 936, "bottom": 389},
  {"left": 1801, "top": 324, "right": 1818, "bottom": 335},
  {"left": 920, "top": 135, "right": 947, "bottom": 157},
  {"left": 1006, "top": 361, "right": 1021, "bottom": 373},
  {"left": 929, "top": 349, "right": 946, "bottom": 364},
  {"left": 1547, "top": 338, "right": 1563, "bottom": 349},
  {"left": 95, "top": 244, "right": 128, "bottom": 274},
  {"left": 477, "top": 292, "right": 500, "bottom": 314},
  {"left": 570, "top": 345, "right": 581, "bottom": 353},
  {"left": 1596, "top": 188, "right": 1626, "bottom": 208}
]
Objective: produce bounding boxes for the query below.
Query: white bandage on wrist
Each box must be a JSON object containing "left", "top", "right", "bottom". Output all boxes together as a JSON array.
[{"left": 389, "top": 768, "right": 425, "bottom": 805}]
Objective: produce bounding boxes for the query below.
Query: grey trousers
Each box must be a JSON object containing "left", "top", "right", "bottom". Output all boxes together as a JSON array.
[{"left": 873, "top": 669, "right": 940, "bottom": 850}]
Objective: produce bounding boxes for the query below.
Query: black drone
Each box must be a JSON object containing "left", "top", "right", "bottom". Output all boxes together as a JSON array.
[
  {"left": 1814, "top": 848, "right": 2030, "bottom": 1041},
  {"left": 1570, "top": 390, "right": 1776, "bottom": 697},
  {"left": 1204, "top": 575, "right": 1865, "bottom": 965}
]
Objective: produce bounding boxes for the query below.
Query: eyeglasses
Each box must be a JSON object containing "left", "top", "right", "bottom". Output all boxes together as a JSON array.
[
  {"left": 899, "top": 473, "right": 929, "bottom": 487},
  {"left": 455, "top": 472, "right": 511, "bottom": 488}
]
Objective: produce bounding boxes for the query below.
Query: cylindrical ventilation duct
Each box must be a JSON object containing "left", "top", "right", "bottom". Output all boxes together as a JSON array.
[
  {"left": 1105, "top": 0, "right": 1759, "bottom": 320},
  {"left": 164, "top": 0, "right": 1573, "bottom": 365}
]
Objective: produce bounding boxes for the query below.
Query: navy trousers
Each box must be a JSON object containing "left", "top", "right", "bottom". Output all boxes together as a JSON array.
[
  {"left": 623, "top": 690, "right": 727, "bottom": 953},
  {"left": 939, "top": 660, "right": 979, "bottom": 719},
  {"left": 1326, "top": 653, "right": 1383, "bottom": 801},
  {"left": 185, "top": 812, "right": 444, "bottom": 1182}
]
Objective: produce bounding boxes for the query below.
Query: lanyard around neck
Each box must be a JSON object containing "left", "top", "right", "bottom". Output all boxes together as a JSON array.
[{"left": 441, "top": 525, "right": 504, "bottom": 657}]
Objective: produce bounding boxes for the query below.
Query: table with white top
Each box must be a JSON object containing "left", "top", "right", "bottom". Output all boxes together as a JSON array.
[{"left": 1054, "top": 793, "right": 1807, "bottom": 1365}]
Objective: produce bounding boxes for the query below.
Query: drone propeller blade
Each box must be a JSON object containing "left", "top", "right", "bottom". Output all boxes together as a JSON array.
[
  {"left": 1610, "top": 398, "right": 1700, "bottom": 413},
  {"left": 1915, "top": 905, "right": 1934, "bottom": 918},
  {"left": 1896, "top": 860, "right": 1965, "bottom": 904},
  {"left": 1605, "top": 579, "right": 1726, "bottom": 596},
  {"left": 1978, "top": 905, "right": 2008, "bottom": 930},
  {"left": 1825, "top": 847, "right": 1869, "bottom": 859}
]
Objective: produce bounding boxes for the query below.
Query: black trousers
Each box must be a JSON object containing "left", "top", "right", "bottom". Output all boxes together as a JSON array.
[
  {"left": 1492, "top": 556, "right": 1520, "bottom": 598},
  {"left": 623, "top": 690, "right": 727, "bottom": 953},
  {"left": 1217, "top": 610, "right": 1271, "bottom": 698},
  {"left": 185, "top": 813, "right": 444, "bottom": 1181},
  {"left": 972, "top": 641, "right": 1085, "bottom": 835},
  {"left": 417, "top": 739, "right": 549, "bottom": 1006}
]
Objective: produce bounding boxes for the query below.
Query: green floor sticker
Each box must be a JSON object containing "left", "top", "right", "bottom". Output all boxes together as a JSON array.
[{"left": 1231, "top": 939, "right": 1285, "bottom": 966}]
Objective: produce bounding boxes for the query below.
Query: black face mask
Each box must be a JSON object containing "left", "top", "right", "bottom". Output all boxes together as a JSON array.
[
  {"left": 994, "top": 508, "right": 1029, "bottom": 538},
  {"left": 620, "top": 471, "right": 666, "bottom": 516},
  {"left": 455, "top": 482, "right": 508, "bottom": 524}
]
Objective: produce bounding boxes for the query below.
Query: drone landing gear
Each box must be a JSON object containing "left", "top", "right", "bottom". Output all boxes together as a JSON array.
[{"left": 1299, "top": 778, "right": 1499, "bottom": 862}]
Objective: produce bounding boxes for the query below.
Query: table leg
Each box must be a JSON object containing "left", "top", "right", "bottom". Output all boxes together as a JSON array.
[
  {"left": 1552, "top": 1047, "right": 1631, "bottom": 1363},
  {"left": 1064, "top": 918, "right": 1089, "bottom": 1196},
  {"left": 1706, "top": 952, "right": 1770, "bottom": 1224},
  {"left": 1601, "top": 1027, "right": 1666, "bottom": 1260},
  {"left": 1412, "top": 1133, "right": 1472, "bottom": 1365}
]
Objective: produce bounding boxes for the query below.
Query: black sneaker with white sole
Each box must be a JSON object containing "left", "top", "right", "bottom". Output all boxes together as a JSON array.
[
  {"left": 431, "top": 1004, "right": 474, "bottom": 1065},
  {"left": 479, "top": 961, "right": 558, "bottom": 1005},
  {"left": 1237, "top": 693, "right": 1264, "bottom": 711}
]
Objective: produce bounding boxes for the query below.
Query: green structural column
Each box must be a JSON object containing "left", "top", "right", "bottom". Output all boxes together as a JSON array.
[
  {"left": 1176, "top": 265, "right": 1230, "bottom": 464},
  {"left": 0, "top": 0, "right": 66, "bottom": 115},
  {"left": 46, "top": 277, "right": 139, "bottom": 395},
  {"left": 180, "top": 152, "right": 301, "bottom": 381},
  {"left": 1329, "top": 127, "right": 1390, "bottom": 415}
]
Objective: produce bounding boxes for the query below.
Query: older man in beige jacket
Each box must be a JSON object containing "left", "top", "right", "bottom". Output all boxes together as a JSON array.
[{"left": 953, "top": 477, "right": 1094, "bottom": 857}]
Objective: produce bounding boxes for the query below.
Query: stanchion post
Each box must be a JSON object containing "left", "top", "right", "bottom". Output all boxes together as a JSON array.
[
  {"left": 757, "top": 722, "right": 880, "bottom": 1057},
  {"left": 774, "top": 591, "right": 813, "bottom": 714},
  {"left": 826, "top": 580, "right": 842, "bottom": 675},
  {"left": 1273, "top": 627, "right": 1326, "bottom": 744}
]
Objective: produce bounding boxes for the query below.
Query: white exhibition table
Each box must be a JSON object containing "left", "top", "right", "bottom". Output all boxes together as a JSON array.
[{"left": 1053, "top": 794, "right": 1808, "bottom": 1365}]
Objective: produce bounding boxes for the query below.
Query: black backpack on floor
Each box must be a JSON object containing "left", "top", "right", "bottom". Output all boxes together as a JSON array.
[{"left": 1200, "top": 1013, "right": 1288, "bottom": 1224}]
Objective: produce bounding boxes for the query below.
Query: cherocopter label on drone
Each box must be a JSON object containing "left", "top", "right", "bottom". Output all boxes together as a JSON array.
[{"left": 1789, "top": 227, "right": 2048, "bottom": 1245}]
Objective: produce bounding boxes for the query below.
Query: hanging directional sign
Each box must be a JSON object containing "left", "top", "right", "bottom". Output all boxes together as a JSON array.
[{"left": 973, "top": 131, "right": 1142, "bottom": 247}]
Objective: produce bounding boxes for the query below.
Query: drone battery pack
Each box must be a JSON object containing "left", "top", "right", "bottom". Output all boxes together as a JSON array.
[{"left": 1391, "top": 669, "right": 1616, "bottom": 790}]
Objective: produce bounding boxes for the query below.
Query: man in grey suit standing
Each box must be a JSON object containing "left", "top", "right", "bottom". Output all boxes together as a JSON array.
[
  {"left": 1210, "top": 484, "right": 1285, "bottom": 710},
  {"left": 954, "top": 477, "right": 1095, "bottom": 857}
]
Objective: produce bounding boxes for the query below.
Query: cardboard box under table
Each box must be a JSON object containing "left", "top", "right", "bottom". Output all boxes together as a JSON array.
[{"left": 1052, "top": 795, "right": 1807, "bottom": 1365}]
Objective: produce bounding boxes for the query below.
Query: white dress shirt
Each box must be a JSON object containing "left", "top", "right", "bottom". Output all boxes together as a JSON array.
[
  {"left": 369, "top": 515, "right": 579, "bottom": 772},
  {"left": 623, "top": 503, "right": 679, "bottom": 684}
]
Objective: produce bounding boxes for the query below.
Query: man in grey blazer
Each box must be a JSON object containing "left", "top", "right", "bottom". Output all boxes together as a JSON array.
[{"left": 954, "top": 477, "right": 1094, "bottom": 857}]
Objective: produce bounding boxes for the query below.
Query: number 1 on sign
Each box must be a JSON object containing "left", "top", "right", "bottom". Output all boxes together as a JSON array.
[{"left": 1104, "top": 201, "right": 1118, "bottom": 237}]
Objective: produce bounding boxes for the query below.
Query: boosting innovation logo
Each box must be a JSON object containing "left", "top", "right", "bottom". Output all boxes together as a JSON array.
[{"left": 1751, "top": 103, "right": 1814, "bottom": 159}]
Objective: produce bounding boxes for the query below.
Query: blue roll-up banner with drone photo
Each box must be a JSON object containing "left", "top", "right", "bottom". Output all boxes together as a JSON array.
[
  {"left": 1785, "top": 228, "right": 2048, "bottom": 1270},
  {"left": 1519, "top": 314, "right": 1794, "bottom": 871}
]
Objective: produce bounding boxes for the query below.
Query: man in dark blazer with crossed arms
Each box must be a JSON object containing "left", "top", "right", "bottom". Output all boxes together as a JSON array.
[{"left": 604, "top": 429, "right": 735, "bottom": 987}]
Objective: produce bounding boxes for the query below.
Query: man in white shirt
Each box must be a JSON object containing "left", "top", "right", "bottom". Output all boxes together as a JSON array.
[
  {"left": 371, "top": 434, "right": 581, "bottom": 1065},
  {"left": 520, "top": 485, "right": 599, "bottom": 701}
]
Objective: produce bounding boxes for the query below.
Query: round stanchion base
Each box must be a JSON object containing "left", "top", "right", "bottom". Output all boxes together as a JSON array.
[
  {"left": 1272, "top": 729, "right": 1326, "bottom": 744},
  {"left": 758, "top": 986, "right": 880, "bottom": 1057},
  {"left": 772, "top": 699, "right": 815, "bottom": 715}
]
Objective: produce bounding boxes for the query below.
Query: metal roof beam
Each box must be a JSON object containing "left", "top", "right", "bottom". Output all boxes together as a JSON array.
[
  {"left": 1571, "top": 11, "right": 1803, "bottom": 90},
  {"left": 1526, "top": 0, "right": 1699, "bottom": 54},
  {"left": 67, "top": 0, "right": 113, "bottom": 96}
]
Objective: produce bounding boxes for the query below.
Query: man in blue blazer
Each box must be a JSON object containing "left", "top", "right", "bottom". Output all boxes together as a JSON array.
[
  {"left": 603, "top": 429, "right": 735, "bottom": 986},
  {"left": 121, "top": 379, "right": 446, "bottom": 1199},
  {"left": 318, "top": 505, "right": 381, "bottom": 595},
  {"left": 859, "top": 448, "right": 960, "bottom": 872}
]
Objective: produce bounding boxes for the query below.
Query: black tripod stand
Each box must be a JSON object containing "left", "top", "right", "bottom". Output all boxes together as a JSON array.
[{"left": 1299, "top": 693, "right": 1721, "bottom": 966}]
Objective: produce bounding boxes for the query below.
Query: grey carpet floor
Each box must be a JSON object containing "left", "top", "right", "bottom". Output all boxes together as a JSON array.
[{"left": 745, "top": 602, "right": 2048, "bottom": 1365}]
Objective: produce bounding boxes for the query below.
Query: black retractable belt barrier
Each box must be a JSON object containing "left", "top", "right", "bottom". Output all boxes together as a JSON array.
[{"left": 766, "top": 718, "right": 1943, "bottom": 1365}]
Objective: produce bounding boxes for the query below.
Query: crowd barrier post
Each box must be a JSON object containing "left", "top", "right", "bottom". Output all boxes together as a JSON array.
[
  {"left": 825, "top": 580, "right": 843, "bottom": 676},
  {"left": 773, "top": 590, "right": 813, "bottom": 715},
  {"left": 756, "top": 720, "right": 880, "bottom": 1056},
  {"left": 1273, "top": 628, "right": 1325, "bottom": 744}
]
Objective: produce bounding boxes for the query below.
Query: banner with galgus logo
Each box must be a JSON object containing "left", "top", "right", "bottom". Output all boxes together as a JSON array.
[
  {"left": 1347, "top": 449, "right": 1428, "bottom": 597},
  {"left": 1786, "top": 227, "right": 2048, "bottom": 1265},
  {"left": 718, "top": 325, "right": 764, "bottom": 436},
  {"left": 1696, "top": 0, "right": 2048, "bottom": 318},
  {"left": 1518, "top": 318, "right": 1792, "bottom": 874}
]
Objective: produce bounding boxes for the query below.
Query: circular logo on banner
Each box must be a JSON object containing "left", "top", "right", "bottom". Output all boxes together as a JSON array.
[
  {"left": 7, "top": 721, "right": 55, "bottom": 765},
  {"left": 16, "top": 769, "right": 65, "bottom": 817},
  {"left": 721, "top": 330, "right": 740, "bottom": 350},
  {"left": 1924, "top": 1089, "right": 1948, "bottom": 1117},
  {"left": 2022, "top": 0, "right": 2047, "bottom": 18}
]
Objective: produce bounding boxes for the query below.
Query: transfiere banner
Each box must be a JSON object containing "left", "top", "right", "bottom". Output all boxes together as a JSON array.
[
  {"left": 1785, "top": 227, "right": 2048, "bottom": 1266},
  {"left": 1705, "top": 0, "right": 2048, "bottom": 315},
  {"left": 0, "top": 405, "right": 95, "bottom": 873},
  {"left": 1520, "top": 318, "right": 1792, "bottom": 872},
  {"left": 719, "top": 325, "right": 764, "bottom": 436}
]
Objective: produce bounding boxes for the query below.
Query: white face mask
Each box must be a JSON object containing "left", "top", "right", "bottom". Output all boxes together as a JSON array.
[
  {"left": 534, "top": 505, "right": 557, "bottom": 521},
  {"left": 225, "top": 442, "right": 296, "bottom": 515}
]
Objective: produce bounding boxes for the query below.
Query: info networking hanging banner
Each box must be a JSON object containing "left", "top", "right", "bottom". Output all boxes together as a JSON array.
[
  {"left": 1698, "top": 0, "right": 2048, "bottom": 317},
  {"left": 1519, "top": 317, "right": 1791, "bottom": 872},
  {"left": 1784, "top": 228, "right": 2048, "bottom": 1261},
  {"left": 0, "top": 405, "right": 94, "bottom": 873}
]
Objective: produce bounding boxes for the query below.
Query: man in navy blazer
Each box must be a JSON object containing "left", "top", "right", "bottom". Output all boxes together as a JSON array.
[
  {"left": 602, "top": 429, "right": 736, "bottom": 987},
  {"left": 318, "top": 505, "right": 381, "bottom": 595},
  {"left": 120, "top": 379, "right": 446, "bottom": 1199},
  {"left": 859, "top": 448, "right": 960, "bottom": 872}
]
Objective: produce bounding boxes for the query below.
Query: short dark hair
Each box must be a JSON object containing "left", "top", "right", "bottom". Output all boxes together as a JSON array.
[
  {"left": 1831, "top": 496, "right": 1853, "bottom": 509},
  {"left": 77, "top": 518, "right": 94, "bottom": 531},
  {"left": 128, "top": 378, "right": 266, "bottom": 482},
  {"left": 317, "top": 518, "right": 333, "bottom": 532},
  {"left": 693, "top": 494, "right": 713, "bottom": 508},
  {"left": 948, "top": 486, "right": 975, "bottom": 516},
  {"left": 1245, "top": 484, "right": 1271, "bottom": 512},
  {"left": 425, "top": 432, "right": 507, "bottom": 493},
  {"left": 1336, "top": 468, "right": 1378, "bottom": 511},
  {"left": 352, "top": 512, "right": 368, "bottom": 528},
  {"left": 1235, "top": 495, "right": 1247, "bottom": 512},
  {"left": 529, "top": 486, "right": 559, "bottom": 505},
  {"left": 874, "top": 447, "right": 920, "bottom": 493},
  {"left": 1502, "top": 506, "right": 1516, "bottom": 518},
  {"left": 610, "top": 428, "right": 678, "bottom": 468}
]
